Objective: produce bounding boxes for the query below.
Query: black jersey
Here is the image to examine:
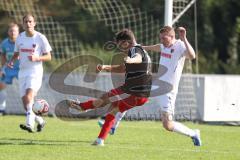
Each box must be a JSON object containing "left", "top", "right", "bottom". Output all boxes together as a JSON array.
[{"left": 121, "top": 45, "right": 152, "bottom": 97}]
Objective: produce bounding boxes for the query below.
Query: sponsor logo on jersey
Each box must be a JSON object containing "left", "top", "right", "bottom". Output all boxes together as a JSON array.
[
  {"left": 20, "top": 48, "right": 35, "bottom": 53},
  {"left": 161, "top": 52, "right": 172, "bottom": 59}
]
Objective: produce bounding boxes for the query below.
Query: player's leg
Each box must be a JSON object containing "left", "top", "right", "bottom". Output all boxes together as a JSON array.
[
  {"left": 110, "top": 111, "right": 127, "bottom": 135},
  {"left": 97, "top": 110, "right": 127, "bottom": 135},
  {"left": 159, "top": 93, "right": 201, "bottom": 146},
  {"left": 35, "top": 115, "right": 46, "bottom": 132},
  {"left": 93, "top": 94, "right": 148, "bottom": 146},
  {"left": 68, "top": 94, "right": 110, "bottom": 111},
  {"left": 30, "top": 76, "right": 45, "bottom": 132},
  {"left": 92, "top": 106, "right": 118, "bottom": 146},
  {"left": 108, "top": 95, "right": 148, "bottom": 136},
  {"left": 161, "top": 113, "right": 201, "bottom": 146},
  {"left": 20, "top": 88, "right": 36, "bottom": 132},
  {"left": 67, "top": 88, "right": 123, "bottom": 111},
  {"left": 0, "top": 83, "right": 6, "bottom": 115},
  {"left": 0, "top": 68, "right": 8, "bottom": 115},
  {"left": 19, "top": 75, "right": 44, "bottom": 132},
  {"left": 96, "top": 88, "right": 130, "bottom": 134}
]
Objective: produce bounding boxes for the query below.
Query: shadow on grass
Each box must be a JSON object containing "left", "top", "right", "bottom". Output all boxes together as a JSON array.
[{"left": 0, "top": 138, "right": 92, "bottom": 146}]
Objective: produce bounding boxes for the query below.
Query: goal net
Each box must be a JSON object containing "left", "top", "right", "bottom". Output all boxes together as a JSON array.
[{"left": 0, "top": 0, "right": 198, "bottom": 121}]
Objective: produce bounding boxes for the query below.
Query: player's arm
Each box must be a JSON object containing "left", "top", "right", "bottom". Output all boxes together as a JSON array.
[
  {"left": 1, "top": 54, "right": 7, "bottom": 66},
  {"left": 0, "top": 50, "right": 6, "bottom": 76},
  {"left": 142, "top": 44, "right": 161, "bottom": 52},
  {"left": 0, "top": 48, "right": 7, "bottom": 67},
  {"left": 7, "top": 52, "right": 19, "bottom": 68},
  {"left": 178, "top": 27, "right": 196, "bottom": 60},
  {"left": 28, "top": 52, "right": 52, "bottom": 62},
  {"left": 98, "top": 64, "right": 125, "bottom": 73},
  {"left": 29, "top": 35, "right": 52, "bottom": 62},
  {"left": 124, "top": 53, "right": 142, "bottom": 64}
]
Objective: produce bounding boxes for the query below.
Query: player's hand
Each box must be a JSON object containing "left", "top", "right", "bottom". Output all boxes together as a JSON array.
[
  {"left": 28, "top": 54, "right": 41, "bottom": 62},
  {"left": 7, "top": 61, "right": 14, "bottom": 68},
  {"left": 96, "top": 64, "right": 103, "bottom": 72},
  {"left": 178, "top": 27, "right": 187, "bottom": 41},
  {"left": 124, "top": 56, "right": 132, "bottom": 64}
]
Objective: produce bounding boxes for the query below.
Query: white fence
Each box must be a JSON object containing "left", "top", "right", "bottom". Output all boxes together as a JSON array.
[{"left": 4, "top": 73, "right": 240, "bottom": 122}]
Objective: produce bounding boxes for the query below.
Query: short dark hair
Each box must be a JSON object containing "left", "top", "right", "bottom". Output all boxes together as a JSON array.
[{"left": 115, "top": 28, "right": 135, "bottom": 42}]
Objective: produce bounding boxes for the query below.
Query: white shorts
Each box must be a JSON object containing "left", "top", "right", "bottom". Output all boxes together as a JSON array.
[
  {"left": 154, "top": 92, "right": 177, "bottom": 114},
  {"left": 19, "top": 75, "right": 42, "bottom": 97}
]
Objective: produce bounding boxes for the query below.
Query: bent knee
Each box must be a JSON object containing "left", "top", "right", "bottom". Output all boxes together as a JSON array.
[
  {"left": 163, "top": 122, "right": 173, "bottom": 131},
  {"left": 161, "top": 112, "right": 174, "bottom": 131}
]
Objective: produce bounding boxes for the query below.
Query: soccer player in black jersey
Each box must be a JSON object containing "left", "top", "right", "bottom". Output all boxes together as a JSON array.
[{"left": 68, "top": 28, "right": 152, "bottom": 146}]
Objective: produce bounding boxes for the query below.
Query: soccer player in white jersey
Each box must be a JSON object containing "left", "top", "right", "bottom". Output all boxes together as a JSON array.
[
  {"left": 143, "top": 26, "right": 202, "bottom": 146},
  {"left": 8, "top": 14, "right": 52, "bottom": 132}
]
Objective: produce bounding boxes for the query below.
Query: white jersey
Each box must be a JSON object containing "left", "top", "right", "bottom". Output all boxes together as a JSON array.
[
  {"left": 158, "top": 39, "right": 187, "bottom": 93},
  {"left": 14, "top": 31, "right": 52, "bottom": 77}
]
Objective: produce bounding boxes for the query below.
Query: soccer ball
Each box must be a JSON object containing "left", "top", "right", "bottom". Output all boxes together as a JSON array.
[{"left": 32, "top": 99, "right": 49, "bottom": 115}]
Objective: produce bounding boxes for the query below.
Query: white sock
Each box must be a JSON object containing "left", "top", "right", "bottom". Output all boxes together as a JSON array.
[
  {"left": 172, "top": 121, "right": 196, "bottom": 137},
  {"left": 35, "top": 115, "right": 44, "bottom": 125},
  {"left": 112, "top": 111, "right": 127, "bottom": 129},
  {"left": 0, "top": 90, "right": 6, "bottom": 111},
  {"left": 26, "top": 102, "right": 35, "bottom": 128}
]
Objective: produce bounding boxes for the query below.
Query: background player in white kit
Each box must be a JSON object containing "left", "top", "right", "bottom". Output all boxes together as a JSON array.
[
  {"left": 9, "top": 14, "right": 52, "bottom": 132},
  {"left": 143, "top": 26, "right": 201, "bottom": 146}
]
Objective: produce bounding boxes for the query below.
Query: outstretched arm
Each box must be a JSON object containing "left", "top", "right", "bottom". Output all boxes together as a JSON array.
[
  {"left": 178, "top": 27, "right": 196, "bottom": 60},
  {"left": 98, "top": 64, "right": 125, "bottom": 73},
  {"left": 142, "top": 44, "right": 161, "bottom": 52}
]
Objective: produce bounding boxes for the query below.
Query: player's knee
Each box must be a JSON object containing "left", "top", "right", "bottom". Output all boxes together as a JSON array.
[
  {"left": 162, "top": 121, "right": 173, "bottom": 131},
  {"left": 22, "top": 94, "right": 33, "bottom": 104},
  {"left": 109, "top": 106, "right": 119, "bottom": 115},
  {"left": 93, "top": 99, "right": 105, "bottom": 107},
  {"left": 161, "top": 113, "right": 174, "bottom": 131},
  {"left": 101, "top": 94, "right": 110, "bottom": 102}
]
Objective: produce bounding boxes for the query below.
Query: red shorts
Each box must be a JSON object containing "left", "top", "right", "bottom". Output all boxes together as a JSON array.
[{"left": 107, "top": 87, "right": 148, "bottom": 113}]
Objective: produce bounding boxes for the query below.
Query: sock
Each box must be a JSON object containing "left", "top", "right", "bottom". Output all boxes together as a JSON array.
[
  {"left": 0, "top": 90, "right": 6, "bottom": 112},
  {"left": 112, "top": 111, "right": 127, "bottom": 129},
  {"left": 172, "top": 121, "right": 196, "bottom": 137},
  {"left": 98, "top": 114, "right": 115, "bottom": 140},
  {"left": 80, "top": 100, "right": 94, "bottom": 110},
  {"left": 35, "top": 115, "right": 44, "bottom": 125},
  {"left": 26, "top": 101, "right": 35, "bottom": 128}
]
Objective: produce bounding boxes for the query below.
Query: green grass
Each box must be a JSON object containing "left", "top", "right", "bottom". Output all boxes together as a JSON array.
[{"left": 0, "top": 115, "right": 240, "bottom": 160}]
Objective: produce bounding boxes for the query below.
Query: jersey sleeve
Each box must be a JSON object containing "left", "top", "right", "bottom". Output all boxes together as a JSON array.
[{"left": 40, "top": 35, "right": 52, "bottom": 55}]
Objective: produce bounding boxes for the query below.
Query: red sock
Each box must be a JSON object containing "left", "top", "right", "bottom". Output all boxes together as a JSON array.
[
  {"left": 98, "top": 114, "right": 115, "bottom": 140},
  {"left": 80, "top": 100, "right": 94, "bottom": 110}
]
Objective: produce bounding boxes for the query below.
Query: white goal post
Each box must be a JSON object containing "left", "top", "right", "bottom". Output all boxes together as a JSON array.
[{"left": 165, "top": 0, "right": 196, "bottom": 26}]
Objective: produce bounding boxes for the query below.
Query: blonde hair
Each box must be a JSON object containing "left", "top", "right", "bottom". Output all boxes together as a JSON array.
[
  {"left": 8, "top": 22, "right": 19, "bottom": 29},
  {"left": 159, "top": 26, "right": 175, "bottom": 37}
]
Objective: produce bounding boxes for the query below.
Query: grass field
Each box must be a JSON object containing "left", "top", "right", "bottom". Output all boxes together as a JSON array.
[{"left": 0, "top": 115, "right": 240, "bottom": 160}]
